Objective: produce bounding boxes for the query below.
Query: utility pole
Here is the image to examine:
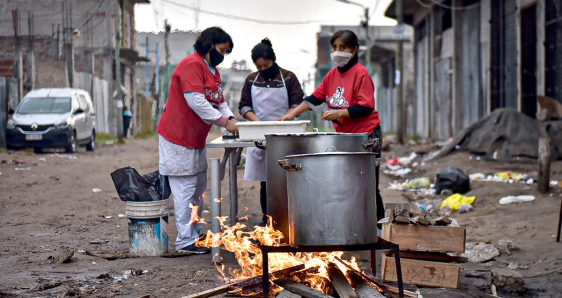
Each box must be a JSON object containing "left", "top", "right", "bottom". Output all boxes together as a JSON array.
[
  {"left": 145, "top": 36, "right": 150, "bottom": 97},
  {"left": 395, "top": 0, "right": 405, "bottom": 144},
  {"left": 363, "top": 7, "right": 372, "bottom": 75},
  {"left": 163, "top": 19, "right": 171, "bottom": 108},
  {"left": 115, "top": 0, "right": 124, "bottom": 143}
]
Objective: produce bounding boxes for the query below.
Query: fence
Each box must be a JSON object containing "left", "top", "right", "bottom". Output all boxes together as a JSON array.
[{"left": 0, "top": 77, "right": 19, "bottom": 148}]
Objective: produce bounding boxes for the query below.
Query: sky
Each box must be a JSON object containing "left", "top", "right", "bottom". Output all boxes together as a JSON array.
[{"left": 135, "top": 0, "right": 396, "bottom": 93}]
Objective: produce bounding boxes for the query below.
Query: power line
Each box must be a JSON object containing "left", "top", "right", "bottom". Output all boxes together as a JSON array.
[
  {"left": 161, "top": 0, "right": 349, "bottom": 25},
  {"left": 81, "top": 0, "right": 106, "bottom": 27},
  {"left": 427, "top": 0, "right": 480, "bottom": 10}
]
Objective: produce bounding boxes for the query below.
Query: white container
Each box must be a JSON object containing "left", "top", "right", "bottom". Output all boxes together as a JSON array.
[{"left": 236, "top": 121, "right": 310, "bottom": 141}]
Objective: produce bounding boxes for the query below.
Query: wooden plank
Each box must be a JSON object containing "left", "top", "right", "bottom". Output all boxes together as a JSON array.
[
  {"left": 327, "top": 263, "right": 358, "bottom": 298},
  {"left": 273, "top": 279, "right": 333, "bottom": 298},
  {"left": 183, "top": 265, "right": 304, "bottom": 298},
  {"left": 277, "top": 289, "right": 302, "bottom": 298},
  {"left": 181, "top": 284, "right": 232, "bottom": 298},
  {"left": 382, "top": 223, "right": 466, "bottom": 253},
  {"left": 384, "top": 250, "right": 468, "bottom": 263},
  {"left": 347, "top": 270, "right": 385, "bottom": 298},
  {"left": 334, "top": 257, "right": 418, "bottom": 298},
  {"left": 381, "top": 255, "right": 461, "bottom": 289}
]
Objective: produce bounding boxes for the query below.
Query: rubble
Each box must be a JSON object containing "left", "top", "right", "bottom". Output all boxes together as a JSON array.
[{"left": 491, "top": 268, "right": 526, "bottom": 293}]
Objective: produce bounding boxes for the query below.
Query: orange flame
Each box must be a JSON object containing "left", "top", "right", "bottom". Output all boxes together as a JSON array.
[
  {"left": 196, "top": 216, "right": 361, "bottom": 293},
  {"left": 188, "top": 203, "right": 206, "bottom": 224}
]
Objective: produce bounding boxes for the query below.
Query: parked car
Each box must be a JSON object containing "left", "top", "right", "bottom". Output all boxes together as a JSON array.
[{"left": 6, "top": 88, "right": 96, "bottom": 153}]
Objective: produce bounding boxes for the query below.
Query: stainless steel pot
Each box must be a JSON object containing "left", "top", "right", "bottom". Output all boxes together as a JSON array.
[
  {"left": 257, "top": 132, "right": 377, "bottom": 241},
  {"left": 279, "top": 152, "right": 379, "bottom": 246}
]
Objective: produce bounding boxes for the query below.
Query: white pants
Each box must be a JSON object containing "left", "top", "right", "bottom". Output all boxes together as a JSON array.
[{"left": 168, "top": 173, "right": 206, "bottom": 250}]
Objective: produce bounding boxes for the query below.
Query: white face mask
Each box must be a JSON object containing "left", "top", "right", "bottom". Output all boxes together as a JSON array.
[{"left": 330, "top": 51, "right": 354, "bottom": 67}]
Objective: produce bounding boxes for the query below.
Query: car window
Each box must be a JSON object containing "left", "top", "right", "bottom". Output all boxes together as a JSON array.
[
  {"left": 17, "top": 97, "right": 72, "bottom": 114},
  {"left": 78, "top": 95, "right": 89, "bottom": 112}
]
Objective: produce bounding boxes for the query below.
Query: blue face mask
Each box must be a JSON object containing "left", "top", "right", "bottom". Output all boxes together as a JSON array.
[{"left": 209, "top": 48, "right": 224, "bottom": 67}]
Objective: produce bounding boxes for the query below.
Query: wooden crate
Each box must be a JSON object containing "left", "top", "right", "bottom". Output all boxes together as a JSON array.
[
  {"left": 381, "top": 255, "right": 461, "bottom": 289},
  {"left": 382, "top": 223, "right": 466, "bottom": 253}
]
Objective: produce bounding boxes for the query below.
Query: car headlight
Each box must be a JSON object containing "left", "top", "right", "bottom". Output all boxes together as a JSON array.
[
  {"left": 55, "top": 121, "right": 69, "bottom": 129},
  {"left": 7, "top": 120, "right": 16, "bottom": 129}
]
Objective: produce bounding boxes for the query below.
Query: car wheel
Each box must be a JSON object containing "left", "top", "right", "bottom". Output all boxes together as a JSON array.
[
  {"left": 33, "top": 147, "right": 43, "bottom": 154},
  {"left": 65, "top": 131, "right": 77, "bottom": 153},
  {"left": 86, "top": 130, "right": 95, "bottom": 151}
]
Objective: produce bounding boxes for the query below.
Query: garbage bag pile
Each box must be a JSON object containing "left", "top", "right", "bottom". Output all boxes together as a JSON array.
[{"left": 111, "top": 166, "right": 171, "bottom": 202}]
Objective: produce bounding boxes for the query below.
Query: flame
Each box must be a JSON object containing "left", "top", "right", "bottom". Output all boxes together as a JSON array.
[
  {"left": 188, "top": 203, "right": 206, "bottom": 224},
  {"left": 214, "top": 198, "right": 223, "bottom": 203},
  {"left": 239, "top": 215, "right": 250, "bottom": 221},
  {"left": 196, "top": 216, "right": 361, "bottom": 293}
]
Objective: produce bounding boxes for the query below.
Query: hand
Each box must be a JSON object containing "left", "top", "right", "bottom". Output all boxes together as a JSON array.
[
  {"left": 321, "top": 110, "right": 344, "bottom": 121},
  {"left": 277, "top": 113, "right": 295, "bottom": 121},
  {"left": 225, "top": 119, "right": 239, "bottom": 135}
]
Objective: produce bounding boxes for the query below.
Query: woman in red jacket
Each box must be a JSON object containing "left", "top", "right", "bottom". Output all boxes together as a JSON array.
[
  {"left": 157, "top": 27, "right": 238, "bottom": 254},
  {"left": 280, "top": 30, "right": 384, "bottom": 232}
]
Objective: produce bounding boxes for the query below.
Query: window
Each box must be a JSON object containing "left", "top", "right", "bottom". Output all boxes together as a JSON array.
[{"left": 17, "top": 97, "right": 72, "bottom": 114}]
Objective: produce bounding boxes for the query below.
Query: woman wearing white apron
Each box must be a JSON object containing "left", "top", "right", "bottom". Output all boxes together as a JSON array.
[{"left": 239, "top": 38, "right": 304, "bottom": 226}]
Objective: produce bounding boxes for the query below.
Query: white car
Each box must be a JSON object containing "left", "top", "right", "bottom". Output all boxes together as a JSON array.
[{"left": 7, "top": 88, "right": 96, "bottom": 153}]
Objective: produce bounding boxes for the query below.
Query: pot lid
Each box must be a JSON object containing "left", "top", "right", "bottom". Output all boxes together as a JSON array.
[{"left": 265, "top": 132, "right": 369, "bottom": 137}]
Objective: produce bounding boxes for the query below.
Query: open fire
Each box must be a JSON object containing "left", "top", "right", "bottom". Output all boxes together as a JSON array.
[{"left": 195, "top": 215, "right": 377, "bottom": 296}]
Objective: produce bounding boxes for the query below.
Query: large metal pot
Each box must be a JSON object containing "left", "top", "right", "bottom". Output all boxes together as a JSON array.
[
  {"left": 279, "top": 152, "right": 379, "bottom": 246},
  {"left": 257, "top": 132, "right": 376, "bottom": 241}
]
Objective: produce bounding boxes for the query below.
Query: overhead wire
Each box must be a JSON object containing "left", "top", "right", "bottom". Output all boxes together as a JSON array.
[
  {"left": 370, "top": 0, "right": 382, "bottom": 19},
  {"left": 160, "top": 0, "right": 349, "bottom": 25},
  {"left": 428, "top": 0, "right": 480, "bottom": 10}
]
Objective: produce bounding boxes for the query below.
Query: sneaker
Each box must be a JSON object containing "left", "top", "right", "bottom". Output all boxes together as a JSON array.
[{"left": 176, "top": 244, "right": 210, "bottom": 254}]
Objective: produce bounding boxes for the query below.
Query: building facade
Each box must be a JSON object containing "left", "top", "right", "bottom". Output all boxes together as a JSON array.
[{"left": 385, "top": 0, "right": 562, "bottom": 140}]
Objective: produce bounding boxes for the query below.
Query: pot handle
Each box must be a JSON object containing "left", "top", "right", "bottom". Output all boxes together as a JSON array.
[
  {"left": 325, "top": 146, "right": 338, "bottom": 152},
  {"left": 364, "top": 137, "right": 380, "bottom": 150},
  {"left": 278, "top": 159, "right": 302, "bottom": 171},
  {"left": 255, "top": 141, "right": 266, "bottom": 150}
]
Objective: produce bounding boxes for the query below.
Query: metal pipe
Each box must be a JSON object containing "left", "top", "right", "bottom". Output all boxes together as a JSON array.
[
  {"left": 210, "top": 158, "right": 222, "bottom": 263},
  {"left": 229, "top": 149, "right": 238, "bottom": 226}
]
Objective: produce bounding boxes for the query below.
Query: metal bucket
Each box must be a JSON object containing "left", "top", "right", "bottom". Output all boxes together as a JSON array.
[
  {"left": 126, "top": 199, "right": 169, "bottom": 256},
  {"left": 279, "top": 152, "right": 379, "bottom": 246},
  {"left": 258, "top": 132, "right": 376, "bottom": 240}
]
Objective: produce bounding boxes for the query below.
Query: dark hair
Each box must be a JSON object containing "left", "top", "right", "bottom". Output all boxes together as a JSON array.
[
  {"left": 251, "top": 38, "right": 276, "bottom": 63},
  {"left": 193, "top": 27, "right": 233, "bottom": 55},
  {"left": 330, "top": 30, "right": 359, "bottom": 49}
]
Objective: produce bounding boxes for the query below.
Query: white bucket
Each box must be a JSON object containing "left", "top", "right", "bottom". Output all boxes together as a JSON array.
[{"left": 125, "top": 199, "right": 169, "bottom": 256}]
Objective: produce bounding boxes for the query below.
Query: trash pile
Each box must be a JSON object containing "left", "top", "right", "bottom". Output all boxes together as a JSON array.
[
  {"left": 383, "top": 152, "right": 418, "bottom": 177},
  {"left": 431, "top": 108, "right": 562, "bottom": 161}
]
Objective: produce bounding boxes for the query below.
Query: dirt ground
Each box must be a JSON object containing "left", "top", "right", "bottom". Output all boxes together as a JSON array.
[{"left": 1, "top": 133, "right": 561, "bottom": 298}]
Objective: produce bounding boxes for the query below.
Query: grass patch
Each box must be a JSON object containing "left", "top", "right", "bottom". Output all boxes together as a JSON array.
[
  {"left": 135, "top": 130, "right": 158, "bottom": 139},
  {"left": 96, "top": 132, "right": 119, "bottom": 145}
]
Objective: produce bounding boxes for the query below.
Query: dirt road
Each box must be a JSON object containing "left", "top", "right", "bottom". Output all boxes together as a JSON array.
[{"left": 1, "top": 135, "right": 561, "bottom": 297}]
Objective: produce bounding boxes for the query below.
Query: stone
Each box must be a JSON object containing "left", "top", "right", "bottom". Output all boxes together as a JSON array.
[{"left": 491, "top": 268, "right": 526, "bottom": 293}]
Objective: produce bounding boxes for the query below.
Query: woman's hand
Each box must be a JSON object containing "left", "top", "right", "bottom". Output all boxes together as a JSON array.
[
  {"left": 277, "top": 113, "right": 295, "bottom": 121},
  {"left": 225, "top": 119, "right": 239, "bottom": 135},
  {"left": 321, "top": 109, "right": 348, "bottom": 121}
]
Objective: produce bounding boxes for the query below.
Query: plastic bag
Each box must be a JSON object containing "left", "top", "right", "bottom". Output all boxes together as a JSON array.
[
  {"left": 435, "top": 167, "right": 470, "bottom": 194},
  {"left": 110, "top": 166, "right": 171, "bottom": 202},
  {"left": 439, "top": 193, "right": 476, "bottom": 211}
]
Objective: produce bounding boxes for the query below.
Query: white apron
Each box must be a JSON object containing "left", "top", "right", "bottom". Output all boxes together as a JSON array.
[{"left": 244, "top": 70, "right": 289, "bottom": 181}]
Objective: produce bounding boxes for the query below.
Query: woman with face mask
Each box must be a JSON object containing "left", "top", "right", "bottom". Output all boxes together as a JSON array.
[
  {"left": 157, "top": 27, "right": 238, "bottom": 254},
  {"left": 239, "top": 38, "right": 304, "bottom": 227},
  {"left": 279, "top": 30, "right": 384, "bottom": 233}
]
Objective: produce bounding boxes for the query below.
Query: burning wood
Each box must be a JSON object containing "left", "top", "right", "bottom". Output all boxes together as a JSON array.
[
  {"left": 347, "top": 270, "right": 385, "bottom": 298},
  {"left": 327, "top": 263, "right": 358, "bottom": 298},
  {"left": 274, "top": 279, "right": 333, "bottom": 298},
  {"left": 195, "top": 216, "right": 362, "bottom": 293}
]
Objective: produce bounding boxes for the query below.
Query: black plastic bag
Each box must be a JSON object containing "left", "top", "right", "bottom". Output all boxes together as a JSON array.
[
  {"left": 435, "top": 167, "right": 470, "bottom": 194},
  {"left": 111, "top": 166, "right": 171, "bottom": 202}
]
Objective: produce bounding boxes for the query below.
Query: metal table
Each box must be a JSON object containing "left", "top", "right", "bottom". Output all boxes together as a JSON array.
[{"left": 206, "top": 136, "right": 255, "bottom": 263}]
